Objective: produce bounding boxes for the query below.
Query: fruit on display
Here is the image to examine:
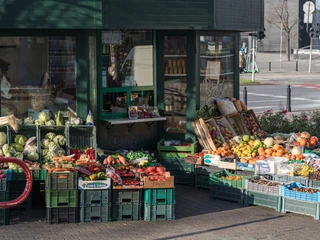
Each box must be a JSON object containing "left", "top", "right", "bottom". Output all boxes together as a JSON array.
[
  {"left": 103, "top": 155, "right": 127, "bottom": 165},
  {"left": 217, "top": 123, "right": 233, "bottom": 141},
  {"left": 113, "top": 163, "right": 135, "bottom": 177},
  {"left": 231, "top": 135, "right": 260, "bottom": 158},
  {"left": 242, "top": 113, "right": 268, "bottom": 137},
  {"left": 220, "top": 175, "right": 243, "bottom": 181},
  {"left": 231, "top": 123, "right": 241, "bottom": 135},
  {"left": 264, "top": 137, "right": 274, "bottom": 148},
  {"left": 249, "top": 178, "right": 283, "bottom": 187},
  {"left": 296, "top": 163, "right": 315, "bottom": 177},
  {"left": 240, "top": 157, "right": 258, "bottom": 164},
  {"left": 291, "top": 187, "right": 319, "bottom": 194},
  {"left": 206, "top": 123, "right": 223, "bottom": 147},
  {"left": 70, "top": 148, "right": 95, "bottom": 160},
  {"left": 294, "top": 132, "right": 318, "bottom": 147},
  {"left": 309, "top": 171, "right": 320, "bottom": 180},
  {"left": 291, "top": 146, "right": 303, "bottom": 156},
  {"left": 210, "top": 144, "right": 233, "bottom": 157}
]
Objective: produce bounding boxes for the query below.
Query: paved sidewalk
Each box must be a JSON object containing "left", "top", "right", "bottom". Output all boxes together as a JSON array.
[{"left": 1, "top": 185, "right": 319, "bottom": 240}]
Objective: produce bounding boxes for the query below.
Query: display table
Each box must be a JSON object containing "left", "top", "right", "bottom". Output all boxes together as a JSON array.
[{"left": 104, "top": 117, "right": 167, "bottom": 131}]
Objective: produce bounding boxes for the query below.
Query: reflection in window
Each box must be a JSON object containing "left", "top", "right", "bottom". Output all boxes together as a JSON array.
[
  {"left": 0, "top": 36, "right": 76, "bottom": 118},
  {"left": 199, "top": 36, "right": 235, "bottom": 107},
  {"left": 102, "top": 30, "right": 153, "bottom": 88}
]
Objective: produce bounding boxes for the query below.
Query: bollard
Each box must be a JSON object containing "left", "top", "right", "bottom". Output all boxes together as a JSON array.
[
  {"left": 243, "top": 87, "right": 248, "bottom": 106},
  {"left": 269, "top": 60, "right": 271, "bottom": 71},
  {"left": 287, "top": 85, "right": 291, "bottom": 112},
  {"left": 296, "top": 60, "right": 298, "bottom": 72}
]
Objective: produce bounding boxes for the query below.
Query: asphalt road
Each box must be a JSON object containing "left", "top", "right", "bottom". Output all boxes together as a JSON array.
[{"left": 240, "top": 84, "right": 320, "bottom": 113}]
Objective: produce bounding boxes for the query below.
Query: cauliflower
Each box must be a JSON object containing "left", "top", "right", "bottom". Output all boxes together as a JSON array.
[
  {"left": 45, "top": 132, "right": 56, "bottom": 141},
  {"left": 0, "top": 132, "right": 7, "bottom": 145},
  {"left": 38, "top": 111, "right": 50, "bottom": 122},
  {"left": 48, "top": 142, "right": 60, "bottom": 153},
  {"left": 14, "top": 135, "right": 27, "bottom": 146},
  {"left": 41, "top": 139, "right": 50, "bottom": 149},
  {"left": 45, "top": 120, "right": 56, "bottom": 126},
  {"left": 53, "top": 135, "right": 66, "bottom": 146},
  {"left": 2, "top": 144, "right": 10, "bottom": 154},
  {"left": 24, "top": 117, "right": 34, "bottom": 125},
  {"left": 41, "top": 149, "right": 48, "bottom": 157},
  {"left": 35, "top": 119, "right": 45, "bottom": 125}
]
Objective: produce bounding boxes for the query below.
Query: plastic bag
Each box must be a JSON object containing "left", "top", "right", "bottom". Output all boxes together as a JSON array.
[
  {"left": 216, "top": 99, "right": 237, "bottom": 116},
  {"left": 105, "top": 167, "right": 123, "bottom": 186},
  {"left": 55, "top": 111, "right": 64, "bottom": 126}
]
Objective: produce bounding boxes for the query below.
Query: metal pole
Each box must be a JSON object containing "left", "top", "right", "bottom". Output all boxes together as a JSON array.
[
  {"left": 287, "top": 85, "right": 291, "bottom": 112},
  {"left": 269, "top": 60, "right": 271, "bottom": 71},
  {"left": 243, "top": 87, "right": 248, "bottom": 106},
  {"left": 309, "top": 38, "right": 313, "bottom": 73},
  {"left": 280, "top": 21, "right": 283, "bottom": 71},
  {"left": 296, "top": 60, "right": 298, "bottom": 71},
  {"left": 252, "top": 37, "right": 255, "bottom": 81}
]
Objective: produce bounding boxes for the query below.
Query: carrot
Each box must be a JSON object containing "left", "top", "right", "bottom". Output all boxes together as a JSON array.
[{"left": 118, "top": 156, "right": 126, "bottom": 165}]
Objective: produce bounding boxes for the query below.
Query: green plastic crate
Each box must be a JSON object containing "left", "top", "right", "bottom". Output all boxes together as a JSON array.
[
  {"left": 46, "top": 172, "right": 78, "bottom": 190},
  {"left": 46, "top": 207, "right": 79, "bottom": 224},
  {"left": 210, "top": 184, "right": 244, "bottom": 204},
  {"left": 80, "top": 204, "right": 111, "bottom": 223},
  {"left": 209, "top": 169, "right": 246, "bottom": 189},
  {"left": 112, "top": 203, "right": 142, "bottom": 221},
  {"left": 144, "top": 188, "right": 175, "bottom": 205},
  {"left": 158, "top": 157, "right": 195, "bottom": 172},
  {"left": 9, "top": 193, "right": 32, "bottom": 209},
  {"left": 158, "top": 152, "right": 189, "bottom": 158},
  {"left": 8, "top": 169, "right": 46, "bottom": 181},
  {"left": 281, "top": 197, "right": 320, "bottom": 220},
  {"left": 0, "top": 208, "right": 9, "bottom": 225},
  {"left": 45, "top": 190, "right": 78, "bottom": 208},
  {"left": 79, "top": 189, "right": 111, "bottom": 206},
  {"left": 157, "top": 139, "right": 197, "bottom": 154},
  {"left": 144, "top": 204, "right": 175, "bottom": 221},
  {"left": 195, "top": 174, "right": 210, "bottom": 189},
  {"left": 170, "top": 171, "right": 194, "bottom": 186},
  {"left": 112, "top": 189, "right": 143, "bottom": 204},
  {"left": 244, "top": 190, "right": 282, "bottom": 212}
]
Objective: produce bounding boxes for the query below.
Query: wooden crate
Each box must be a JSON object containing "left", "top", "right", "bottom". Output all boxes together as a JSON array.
[{"left": 226, "top": 113, "right": 250, "bottom": 135}]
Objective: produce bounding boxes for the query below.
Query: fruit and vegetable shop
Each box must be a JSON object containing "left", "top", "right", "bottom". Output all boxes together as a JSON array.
[{"left": 10, "top": 0, "right": 320, "bottom": 225}]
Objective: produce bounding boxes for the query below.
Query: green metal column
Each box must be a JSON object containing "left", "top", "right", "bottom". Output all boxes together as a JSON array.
[{"left": 234, "top": 32, "right": 240, "bottom": 100}]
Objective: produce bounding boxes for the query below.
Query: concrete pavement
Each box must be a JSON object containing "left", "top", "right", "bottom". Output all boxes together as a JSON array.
[{"left": 1, "top": 185, "right": 320, "bottom": 240}]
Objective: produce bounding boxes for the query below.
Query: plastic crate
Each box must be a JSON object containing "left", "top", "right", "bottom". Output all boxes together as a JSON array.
[
  {"left": 144, "top": 188, "right": 175, "bottom": 205},
  {"left": 209, "top": 169, "right": 246, "bottom": 189},
  {"left": 281, "top": 182, "right": 320, "bottom": 203},
  {"left": 0, "top": 178, "right": 8, "bottom": 192},
  {"left": 158, "top": 157, "right": 195, "bottom": 172},
  {"left": 7, "top": 169, "right": 46, "bottom": 181},
  {"left": 195, "top": 165, "right": 220, "bottom": 175},
  {"left": 0, "top": 209, "right": 9, "bottom": 226},
  {"left": 245, "top": 177, "right": 283, "bottom": 196},
  {"left": 210, "top": 184, "right": 244, "bottom": 204},
  {"left": 80, "top": 204, "right": 111, "bottom": 223},
  {"left": 112, "top": 203, "right": 142, "bottom": 221},
  {"left": 0, "top": 191, "right": 8, "bottom": 202},
  {"left": 195, "top": 174, "right": 210, "bottom": 189},
  {"left": 281, "top": 198, "right": 320, "bottom": 220},
  {"left": 66, "top": 125, "right": 97, "bottom": 158},
  {"left": 11, "top": 125, "right": 39, "bottom": 154},
  {"left": 244, "top": 190, "right": 282, "bottom": 212},
  {"left": 46, "top": 172, "right": 77, "bottom": 190},
  {"left": 144, "top": 204, "right": 175, "bottom": 221},
  {"left": 170, "top": 171, "right": 194, "bottom": 186},
  {"left": 46, "top": 207, "right": 79, "bottom": 224},
  {"left": 308, "top": 180, "right": 320, "bottom": 189},
  {"left": 45, "top": 190, "right": 78, "bottom": 208},
  {"left": 235, "top": 170, "right": 255, "bottom": 177},
  {"left": 157, "top": 139, "right": 197, "bottom": 154},
  {"left": 9, "top": 193, "right": 32, "bottom": 209},
  {"left": 79, "top": 189, "right": 111, "bottom": 206},
  {"left": 112, "top": 189, "right": 143, "bottom": 204},
  {"left": 274, "top": 175, "right": 308, "bottom": 186}
]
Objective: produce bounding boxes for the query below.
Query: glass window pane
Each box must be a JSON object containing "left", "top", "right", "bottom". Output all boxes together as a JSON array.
[
  {"left": 199, "top": 36, "right": 235, "bottom": 107},
  {"left": 102, "top": 92, "right": 127, "bottom": 114},
  {"left": 164, "top": 36, "right": 187, "bottom": 134},
  {"left": 102, "top": 30, "right": 153, "bottom": 87},
  {"left": 0, "top": 36, "right": 76, "bottom": 118}
]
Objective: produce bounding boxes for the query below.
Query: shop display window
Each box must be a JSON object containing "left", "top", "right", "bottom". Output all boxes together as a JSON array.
[
  {"left": 199, "top": 35, "right": 235, "bottom": 107},
  {"left": 0, "top": 36, "right": 76, "bottom": 118}
]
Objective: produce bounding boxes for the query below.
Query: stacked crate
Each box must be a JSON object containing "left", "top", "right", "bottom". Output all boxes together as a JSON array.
[
  {"left": 45, "top": 172, "right": 79, "bottom": 224},
  {"left": 112, "top": 189, "right": 143, "bottom": 221},
  {"left": 0, "top": 175, "right": 9, "bottom": 225},
  {"left": 79, "top": 190, "right": 112, "bottom": 222},
  {"left": 143, "top": 188, "right": 175, "bottom": 221},
  {"left": 195, "top": 165, "right": 220, "bottom": 189},
  {"left": 8, "top": 181, "right": 33, "bottom": 210},
  {"left": 157, "top": 139, "right": 197, "bottom": 185}
]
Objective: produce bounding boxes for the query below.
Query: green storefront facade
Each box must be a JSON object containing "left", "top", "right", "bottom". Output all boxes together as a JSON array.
[{"left": 0, "top": 0, "right": 264, "bottom": 150}]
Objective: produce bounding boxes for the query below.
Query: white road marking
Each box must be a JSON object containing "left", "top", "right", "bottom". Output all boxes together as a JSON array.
[{"left": 249, "top": 100, "right": 285, "bottom": 103}]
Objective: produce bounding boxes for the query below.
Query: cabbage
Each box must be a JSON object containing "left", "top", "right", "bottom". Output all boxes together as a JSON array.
[
  {"left": 0, "top": 132, "right": 7, "bottom": 145},
  {"left": 26, "top": 152, "right": 39, "bottom": 161},
  {"left": 53, "top": 135, "right": 66, "bottom": 146},
  {"left": 45, "top": 120, "right": 56, "bottom": 126},
  {"left": 4, "top": 152, "right": 11, "bottom": 157},
  {"left": 35, "top": 119, "right": 45, "bottom": 125},
  {"left": 11, "top": 143, "right": 24, "bottom": 152},
  {"left": 8, "top": 162, "right": 19, "bottom": 170},
  {"left": 38, "top": 111, "right": 50, "bottom": 122},
  {"left": 41, "top": 139, "right": 50, "bottom": 149},
  {"left": 41, "top": 149, "right": 48, "bottom": 157},
  {"left": 0, "top": 149, "right": 3, "bottom": 156},
  {"left": 24, "top": 117, "right": 34, "bottom": 125},
  {"left": 2, "top": 144, "right": 9, "bottom": 153},
  {"left": 14, "top": 135, "right": 27, "bottom": 146},
  {"left": 45, "top": 132, "right": 56, "bottom": 141},
  {"left": 14, "top": 152, "right": 23, "bottom": 160},
  {"left": 48, "top": 142, "right": 60, "bottom": 153}
]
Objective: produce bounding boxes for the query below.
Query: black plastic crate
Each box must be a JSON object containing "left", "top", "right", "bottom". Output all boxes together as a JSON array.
[
  {"left": 235, "top": 170, "right": 255, "bottom": 177},
  {"left": 80, "top": 204, "right": 111, "bottom": 223},
  {"left": 195, "top": 165, "right": 221, "bottom": 175},
  {"left": 66, "top": 125, "right": 96, "bottom": 158},
  {"left": 112, "top": 203, "right": 142, "bottom": 221},
  {"left": 80, "top": 189, "right": 112, "bottom": 206},
  {"left": 195, "top": 174, "right": 210, "bottom": 189},
  {"left": 170, "top": 171, "right": 194, "bottom": 186},
  {"left": 0, "top": 125, "right": 10, "bottom": 144},
  {"left": 0, "top": 208, "right": 9, "bottom": 225},
  {"left": 144, "top": 204, "right": 175, "bottom": 221},
  {"left": 0, "top": 178, "right": 8, "bottom": 192},
  {"left": 11, "top": 125, "right": 39, "bottom": 153},
  {"left": 210, "top": 184, "right": 244, "bottom": 204},
  {"left": 46, "top": 172, "right": 77, "bottom": 190},
  {"left": 46, "top": 207, "right": 79, "bottom": 224},
  {"left": 112, "top": 189, "right": 143, "bottom": 204},
  {"left": 9, "top": 193, "right": 33, "bottom": 209}
]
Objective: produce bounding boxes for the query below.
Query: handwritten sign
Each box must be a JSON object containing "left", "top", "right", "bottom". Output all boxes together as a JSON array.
[{"left": 205, "top": 61, "right": 221, "bottom": 81}]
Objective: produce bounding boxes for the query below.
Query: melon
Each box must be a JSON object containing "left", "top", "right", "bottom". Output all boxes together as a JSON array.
[
  {"left": 264, "top": 137, "right": 274, "bottom": 148},
  {"left": 291, "top": 147, "right": 302, "bottom": 155}
]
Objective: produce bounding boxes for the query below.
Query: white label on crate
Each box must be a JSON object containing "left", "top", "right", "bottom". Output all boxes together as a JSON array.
[{"left": 78, "top": 178, "right": 111, "bottom": 190}]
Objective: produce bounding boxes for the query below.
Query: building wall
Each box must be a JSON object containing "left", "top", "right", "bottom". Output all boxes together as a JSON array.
[{"left": 261, "top": 0, "right": 299, "bottom": 52}]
